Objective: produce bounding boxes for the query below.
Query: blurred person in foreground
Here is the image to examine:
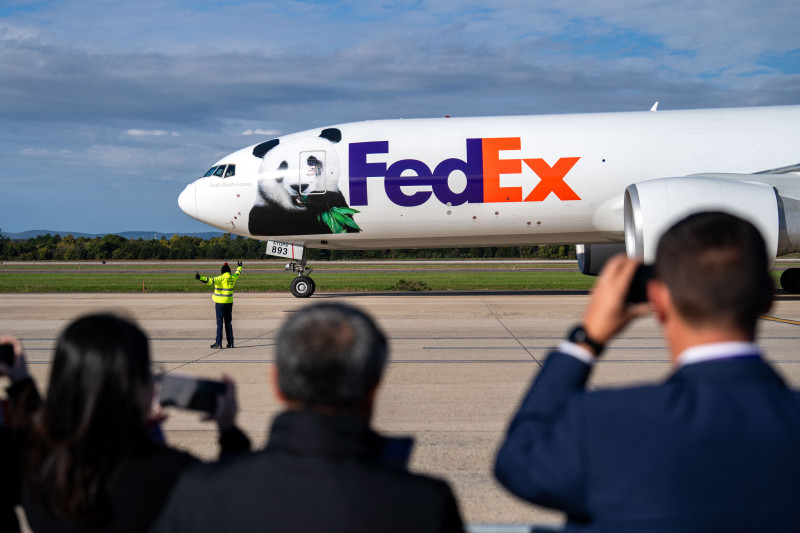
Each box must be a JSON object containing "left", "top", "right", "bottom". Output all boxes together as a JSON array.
[
  {"left": 152, "top": 302, "right": 464, "bottom": 533},
  {"left": 495, "top": 211, "right": 800, "bottom": 532},
  {"left": 0, "top": 335, "right": 39, "bottom": 533},
  {"left": 19, "top": 314, "right": 250, "bottom": 532}
]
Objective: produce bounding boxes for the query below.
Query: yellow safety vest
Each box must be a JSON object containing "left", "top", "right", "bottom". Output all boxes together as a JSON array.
[{"left": 201, "top": 266, "right": 241, "bottom": 303}]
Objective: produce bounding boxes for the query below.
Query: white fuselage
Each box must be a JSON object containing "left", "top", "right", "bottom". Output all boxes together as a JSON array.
[{"left": 178, "top": 106, "right": 800, "bottom": 250}]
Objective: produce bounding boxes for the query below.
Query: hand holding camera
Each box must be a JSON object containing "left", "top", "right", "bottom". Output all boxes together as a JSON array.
[
  {"left": 581, "top": 255, "right": 652, "bottom": 352},
  {"left": 156, "top": 373, "right": 238, "bottom": 431},
  {"left": 0, "top": 336, "right": 29, "bottom": 383}
]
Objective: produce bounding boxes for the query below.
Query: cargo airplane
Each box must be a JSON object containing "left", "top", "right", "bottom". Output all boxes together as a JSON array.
[{"left": 178, "top": 105, "right": 800, "bottom": 297}]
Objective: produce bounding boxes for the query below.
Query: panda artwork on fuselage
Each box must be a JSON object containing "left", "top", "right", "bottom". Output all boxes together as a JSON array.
[{"left": 248, "top": 128, "right": 361, "bottom": 236}]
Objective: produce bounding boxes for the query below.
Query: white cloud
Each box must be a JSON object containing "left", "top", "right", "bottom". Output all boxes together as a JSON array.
[
  {"left": 241, "top": 129, "right": 280, "bottom": 136},
  {"left": 126, "top": 129, "right": 179, "bottom": 137},
  {"left": 20, "top": 147, "right": 72, "bottom": 156}
]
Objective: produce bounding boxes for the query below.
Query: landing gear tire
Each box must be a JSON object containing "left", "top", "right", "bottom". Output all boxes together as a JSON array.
[
  {"left": 780, "top": 268, "right": 800, "bottom": 294},
  {"left": 291, "top": 276, "right": 315, "bottom": 298}
]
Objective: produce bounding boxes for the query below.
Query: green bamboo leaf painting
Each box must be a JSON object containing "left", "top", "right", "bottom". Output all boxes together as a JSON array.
[{"left": 318, "top": 206, "right": 361, "bottom": 233}]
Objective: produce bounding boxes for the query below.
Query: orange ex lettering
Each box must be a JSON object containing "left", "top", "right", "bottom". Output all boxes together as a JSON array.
[{"left": 523, "top": 157, "right": 581, "bottom": 201}]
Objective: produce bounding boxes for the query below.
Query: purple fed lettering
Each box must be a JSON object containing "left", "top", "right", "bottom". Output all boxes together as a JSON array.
[{"left": 348, "top": 138, "right": 486, "bottom": 207}]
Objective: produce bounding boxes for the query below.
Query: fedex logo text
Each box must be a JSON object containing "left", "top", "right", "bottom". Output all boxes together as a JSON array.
[{"left": 348, "top": 138, "right": 580, "bottom": 207}]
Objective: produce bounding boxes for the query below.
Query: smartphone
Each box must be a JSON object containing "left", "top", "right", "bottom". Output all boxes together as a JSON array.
[
  {"left": 157, "top": 374, "right": 225, "bottom": 413},
  {"left": 0, "top": 344, "right": 14, "bottom": 367},
  {"left": 626, "top": 264, "right": 656, "bottom": 304}
]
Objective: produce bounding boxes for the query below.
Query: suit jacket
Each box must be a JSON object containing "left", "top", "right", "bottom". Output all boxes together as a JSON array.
[
  {"left": 495, "top": 351, "right": 800, "bottom": 532},
  {"left": 151, "top": 410, "right": 464, "bottom": 533}
]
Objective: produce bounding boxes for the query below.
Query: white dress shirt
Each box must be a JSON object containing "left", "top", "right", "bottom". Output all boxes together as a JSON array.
[{"left": 558, "top": 340, "right": 760, "bottom": 366}]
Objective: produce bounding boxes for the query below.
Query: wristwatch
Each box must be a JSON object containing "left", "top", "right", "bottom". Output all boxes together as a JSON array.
[{"left": 567, "top": 325, "right": 605, "bottom": 356}]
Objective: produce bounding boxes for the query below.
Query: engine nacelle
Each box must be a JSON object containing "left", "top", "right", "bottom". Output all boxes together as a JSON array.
[
  {"left": 624, "top": 176, "right": 788, "bottom": 263},
  {"left": 576, "top": 243, "right": 627, "bottom": 275}
]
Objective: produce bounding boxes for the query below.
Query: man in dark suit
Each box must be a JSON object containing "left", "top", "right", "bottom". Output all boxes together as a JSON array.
[
  {"left": 495, "top": 212, "right": 800, "bottom": 532},
  {"left": 152, "top": 303, "right": 464, "bottom": 533}
]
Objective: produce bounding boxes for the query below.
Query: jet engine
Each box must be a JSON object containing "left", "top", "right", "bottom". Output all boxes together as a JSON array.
[{"left": 623, "top": 175, "right": 800, "bottom": 293}]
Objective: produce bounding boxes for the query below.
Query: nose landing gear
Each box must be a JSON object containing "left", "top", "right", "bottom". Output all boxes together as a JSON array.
[
  {"left": 290, "top": 274, "right": 315, "bottom": 298},
  {"left": 265, "top": 240, "right": 317, "bottom": 298},
  {"left": 286, "top": 257, "right": 315, "bottom": 298}
]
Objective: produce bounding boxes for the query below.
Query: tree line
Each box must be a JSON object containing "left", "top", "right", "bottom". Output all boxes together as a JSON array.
[{"left": 0, "top": 230, "right": 575, "bottom": 261}]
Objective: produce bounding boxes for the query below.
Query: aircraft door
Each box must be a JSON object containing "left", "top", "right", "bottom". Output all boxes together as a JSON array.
[{"left": 296, "top": 151, "right": 327, "bottom": 195}]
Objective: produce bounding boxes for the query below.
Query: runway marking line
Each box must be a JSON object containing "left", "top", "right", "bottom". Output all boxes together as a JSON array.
[{"left": 760, "top": 315, "right": 800, "bottom": 326}]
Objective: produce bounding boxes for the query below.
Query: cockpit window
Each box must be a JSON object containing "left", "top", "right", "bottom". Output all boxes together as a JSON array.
[{"left": 203, "top": 164, "right": 236, "bottom": 178}]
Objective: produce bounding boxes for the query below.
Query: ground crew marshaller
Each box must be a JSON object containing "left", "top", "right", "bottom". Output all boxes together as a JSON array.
[{"left": 196, "top": 261, "right": 242, "bottom": 349}]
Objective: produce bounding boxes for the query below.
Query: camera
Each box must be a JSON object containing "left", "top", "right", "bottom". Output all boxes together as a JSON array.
[
  {"left": 156, "top": 374, "right": 225, "bottom": 413},
  {"left": 626, "top": 264, "right": 656, "bottom": 304},
  {"left": 0, "top": 344, "right": 14, "bottom": 367}
]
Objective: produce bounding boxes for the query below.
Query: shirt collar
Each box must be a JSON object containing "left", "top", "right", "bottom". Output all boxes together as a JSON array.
[{"left": 677, "top": 341, "right": 761, "bottom": 367}]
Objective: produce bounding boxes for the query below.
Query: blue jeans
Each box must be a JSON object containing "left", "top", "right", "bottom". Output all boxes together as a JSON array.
[{"left": 215, "top": 302, "right": 233, "bottom": 345}]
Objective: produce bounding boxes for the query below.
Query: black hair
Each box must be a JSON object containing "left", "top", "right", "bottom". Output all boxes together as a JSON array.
[
  {"left": 221, "top": 263, "right": 231, "bottom": 274},
  {"left": 27, "top": 313, "right": 151, "bottom": 523},
  {"left": 655, "top": 212, "right": 773, "bottom": 337}
]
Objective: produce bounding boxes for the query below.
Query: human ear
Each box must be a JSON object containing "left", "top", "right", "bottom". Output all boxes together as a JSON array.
[
  {"left": 270, "top": 366, "right": 288, "bottom": 404},
  {"left": 647, "top": 279, "right": 670, "bottom": 324}
]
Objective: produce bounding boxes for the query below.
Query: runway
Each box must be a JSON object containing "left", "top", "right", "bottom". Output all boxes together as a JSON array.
[{"left": 4, "top": 292, "right": 800, "bottom": 526}]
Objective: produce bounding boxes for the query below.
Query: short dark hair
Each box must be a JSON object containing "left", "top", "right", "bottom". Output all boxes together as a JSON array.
[
  {"left": 221, "top": 263, "right": 231, "bottom": 274},
  {"left": 275, "top": 303, "right": 388, "bottom": 408},
  {"left": 28, "top": 313, "right": 151, "bottom": 523},
  {"left": 655, "top": 212, "right": 772, "bottom": 336}
]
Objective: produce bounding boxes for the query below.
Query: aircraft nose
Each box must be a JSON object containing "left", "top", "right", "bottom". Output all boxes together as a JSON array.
[{"left": 178, "top": 183, "right": 197, "bottom": 218}]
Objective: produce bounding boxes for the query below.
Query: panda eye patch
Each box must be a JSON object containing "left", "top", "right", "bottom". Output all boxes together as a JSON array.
[{"left": 279, "top": 161, "right": 288, "bottom": 170}]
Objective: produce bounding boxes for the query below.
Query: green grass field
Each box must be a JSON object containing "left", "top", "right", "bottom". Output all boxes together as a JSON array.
[
  {"left": 0, "top": 264, "right": 595, "bottom": 292},
  {"left": 0, "top": 261, "right": 792, "bottom": 293},
  {"left": 0, "top": 260, "right": 576, "bottom": 271}
]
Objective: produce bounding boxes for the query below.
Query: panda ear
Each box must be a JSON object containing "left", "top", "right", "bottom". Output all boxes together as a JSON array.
[
  {"left": 253, "top": 139, "right": 280, "bottom": 159},
  {"left": 319, "top": 128, "right": 342, "bottom": 144}
]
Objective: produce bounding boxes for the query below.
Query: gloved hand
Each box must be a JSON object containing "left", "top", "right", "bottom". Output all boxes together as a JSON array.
[
  {"left": 237, "top": 261, "right": 242, "bottom": 267},
  {"left": 195, "top": 272, "right": 201, "bottom": 280}
]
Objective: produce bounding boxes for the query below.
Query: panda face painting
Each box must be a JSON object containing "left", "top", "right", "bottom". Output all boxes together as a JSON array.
[{"left": 248, "top": 128, "right": 361, "bottom": 237}]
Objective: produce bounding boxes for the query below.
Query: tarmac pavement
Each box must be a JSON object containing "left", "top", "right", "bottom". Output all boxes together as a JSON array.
[{"left": 4, "top": 291, "right": 800, "bottom": 526}]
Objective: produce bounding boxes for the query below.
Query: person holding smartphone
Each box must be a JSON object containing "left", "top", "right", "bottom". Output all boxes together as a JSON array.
[
  {"left": 20, "top": 313, "right": 250, "bottom": 533},
  {"left": 495, "top": 212, "right": 800, "bottom": 532},
  {"left": 0, "top": 336, "right": 38, "bottom": 533}
]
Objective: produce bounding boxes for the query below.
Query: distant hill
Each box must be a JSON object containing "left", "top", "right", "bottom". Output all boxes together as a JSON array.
[{"left": 3, "top": 230, "right": 226, "bottom": 240}]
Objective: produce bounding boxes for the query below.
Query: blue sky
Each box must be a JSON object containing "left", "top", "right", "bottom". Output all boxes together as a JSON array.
[{"left": 1, "top": 0, "right": 799, "bottom": 234}]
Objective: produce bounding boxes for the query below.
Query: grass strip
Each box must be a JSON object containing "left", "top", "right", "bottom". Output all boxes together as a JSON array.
[
  {"left": 0, "top": 261, "right": 578, "bottom": 272},
  {"left": 0, "top": 271, "right": 596, "bottom": 293},
  {"left": 1, "top": 269, "right": 789, "bottom": 293}
]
